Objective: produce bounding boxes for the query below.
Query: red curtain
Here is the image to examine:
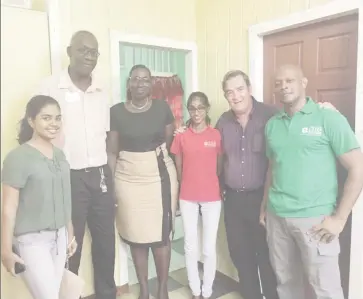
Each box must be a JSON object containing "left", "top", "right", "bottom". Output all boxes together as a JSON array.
[{"left": 151, "top": 75, "right": 184, "bottom": 129}]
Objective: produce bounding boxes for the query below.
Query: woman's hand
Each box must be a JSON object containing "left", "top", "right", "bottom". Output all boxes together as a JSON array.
[
  {"left": 1, "top": 250, "right": 25, "bottom": 276},
  {"left": 67, "top": 236, "right": 77, "bottom": 258}
]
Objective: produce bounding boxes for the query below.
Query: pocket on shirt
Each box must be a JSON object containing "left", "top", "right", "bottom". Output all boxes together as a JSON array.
[{"left": 252, "top": 133, "right": 264, "bottom": 153}]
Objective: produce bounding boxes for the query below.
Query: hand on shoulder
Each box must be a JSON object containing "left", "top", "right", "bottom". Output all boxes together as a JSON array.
[
  {"left": 173, "top": 126, "right": 187, "bottom": 136},
  {"left": 318, "top": 101, "right": 339, "bottom": 112}
]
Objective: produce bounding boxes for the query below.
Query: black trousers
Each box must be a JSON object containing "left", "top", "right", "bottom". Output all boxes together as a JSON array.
[
  {"left": 224, "top": 187, "right": 278, "bottom": 299},
  {"left": 69, "top": 165, "right": 116, "bottom": 299}
]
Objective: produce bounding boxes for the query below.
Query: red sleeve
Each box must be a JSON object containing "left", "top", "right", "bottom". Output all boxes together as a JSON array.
[
  {"left": 216, "top": 130, "right": 222, "bottom": 154},
  {"left": 170, "top": 134, "right": 182, "bottom": 155}
]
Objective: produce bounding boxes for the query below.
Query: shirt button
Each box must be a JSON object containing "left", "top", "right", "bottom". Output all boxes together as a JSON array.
[
  {"left": 242, "top": 148, "right": 245, "bottom": 151},
  {"left": 242, "top": 136, "right": 245, "bottom": 138},
  {"left": 242, "top": 161, "right": 244, "bottom": 164},
  {"left": 242, "top": 174, "right": 244, "bottom": 177}
]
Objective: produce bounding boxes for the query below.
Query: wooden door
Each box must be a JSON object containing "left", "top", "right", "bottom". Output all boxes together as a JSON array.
[
  {"left": 263, "top": 14, "right": 359, "bottom": 298},
  {"left": 264, "top": 14, "right": 358, "bottom": 127}
]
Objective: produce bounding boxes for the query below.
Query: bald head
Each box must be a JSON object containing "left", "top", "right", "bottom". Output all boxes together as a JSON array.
[
  {"left": 274, "top": 64, "right": 308, "bottom": 105},
  {"left": 67, "top": 31, "right": 99, "bottom": 78},
  {"left": 275, "top": 64, "right": 305, "bottom": 79},
  {"left": 69, "top": 31, "right": 98, "bottom": 48}
]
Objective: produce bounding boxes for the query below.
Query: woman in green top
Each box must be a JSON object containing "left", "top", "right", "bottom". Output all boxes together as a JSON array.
[{"left": 1, "top": 95, "right": 77, "bottom": 299}]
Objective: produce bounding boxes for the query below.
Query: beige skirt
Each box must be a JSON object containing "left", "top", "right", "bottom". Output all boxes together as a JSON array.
[{"left": 114, "top": 143, "right": 178, "bottom": 245}]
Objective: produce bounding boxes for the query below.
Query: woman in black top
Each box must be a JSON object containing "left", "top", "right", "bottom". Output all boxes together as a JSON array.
[{"left": 107, "top": 65, "right": 178, "bottom": 299}]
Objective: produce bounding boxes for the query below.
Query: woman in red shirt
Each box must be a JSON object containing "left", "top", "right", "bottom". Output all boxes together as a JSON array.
[{"left": 171, "top": 92, "right": 223, "bottom": 299}]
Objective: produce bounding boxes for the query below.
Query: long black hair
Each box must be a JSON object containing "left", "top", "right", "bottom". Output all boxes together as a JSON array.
[
  {"left": 17, "top": 95, "right": 60, "bottom": 144},
  {"left": 185, "top": 91, "right": 211, "bottom": 127}
]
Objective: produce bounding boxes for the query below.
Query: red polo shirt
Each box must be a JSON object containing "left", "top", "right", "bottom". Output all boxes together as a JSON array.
[{"left": 171, "top": 126, "right": 222, "bottom": 202}]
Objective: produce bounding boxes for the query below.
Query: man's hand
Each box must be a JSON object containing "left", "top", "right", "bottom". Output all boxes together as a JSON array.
[
  {"left": 318, "top": 101, "right": 338, "bottom": 112},
  {"left": 1, "top": 250, "right": 25, "bottom": 276},
  {"left": 220, "top": 189, "right": 226, "bottom": 201},
  {"left": 308, "top": 215, "right": 346, "bottom": 243},
  {"left": 173, "top": 126, "right": 187, "bottom": 136},
  {"left": 259, "top": 209, "right": 266, "bottom": 227}
]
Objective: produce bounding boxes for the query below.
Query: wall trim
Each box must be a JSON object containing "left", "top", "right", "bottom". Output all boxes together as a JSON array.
[
  {"left": 109, "top": 31, "right": 198, "bottom": 105},
  {"left": 248, "top": 1, "right": 363, "bottom": 298},
  {"left": 46, "top": 0, "right": 62, "bottom": 75}
]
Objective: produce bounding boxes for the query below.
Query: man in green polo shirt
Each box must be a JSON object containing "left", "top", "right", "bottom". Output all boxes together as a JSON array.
[{"left": 260, "top": 64, "right": 363, "bottom": 299}]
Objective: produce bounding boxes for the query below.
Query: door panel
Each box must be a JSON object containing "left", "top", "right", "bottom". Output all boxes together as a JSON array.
[
  {"left": 264, "top": 14, "right": 358, "bottom": 127},
  {"left": 263, "top": 14, "right": 358, "bottom": 299}
]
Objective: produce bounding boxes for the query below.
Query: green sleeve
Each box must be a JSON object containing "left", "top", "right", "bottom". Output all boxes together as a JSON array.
[
  {"left": 324, "top": 110, "right": 360, "bottom": 157},
  {"left": 265, "top": 119, "right": 273, "bottom": 159},
  {"left": 1, "top": 149, "right": 29, "bottom": 189}
]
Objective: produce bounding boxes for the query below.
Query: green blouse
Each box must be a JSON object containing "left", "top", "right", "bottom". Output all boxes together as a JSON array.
[{"left": 1, "top": 143, "right": 72, "bottom": 236}]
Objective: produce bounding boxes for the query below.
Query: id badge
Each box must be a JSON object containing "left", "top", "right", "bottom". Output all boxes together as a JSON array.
[{"left": 100, "top": 168, "right": 107, "bottom": 193}]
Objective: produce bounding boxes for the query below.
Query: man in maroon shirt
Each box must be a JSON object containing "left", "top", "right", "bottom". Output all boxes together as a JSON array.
[{"left": 216, "top": 70, "right": 279, "bottom": 299}]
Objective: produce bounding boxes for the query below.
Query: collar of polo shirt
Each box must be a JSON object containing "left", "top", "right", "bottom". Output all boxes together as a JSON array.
[
  {"left": 278, "top": 97, "right": 317, "bottom": 119},
  {"left": 58, "top": 68, "right": 103, "bottom": 92}
]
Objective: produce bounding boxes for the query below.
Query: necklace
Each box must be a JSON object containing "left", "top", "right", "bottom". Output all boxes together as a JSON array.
[{"left": 130, "top": 98, "right": 149, "bottom": 110}]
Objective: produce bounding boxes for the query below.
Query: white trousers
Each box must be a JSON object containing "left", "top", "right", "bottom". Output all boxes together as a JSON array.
[
  {"left": 15, "top": 227, "right": 68, "bottom": 299},
  {"left": 179, "top": 200, "right": 222, "bottom": 298}
]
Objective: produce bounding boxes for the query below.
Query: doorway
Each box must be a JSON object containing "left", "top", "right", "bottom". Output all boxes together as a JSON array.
[
  {"left": 112, "top": 37, "right": 197, "bottom": 285},
  {"left": 263, "top": 14, "right": 359, "bottom": 298},
  {"left": 118, "top": 42, "right": 190, "bottom": 125}
]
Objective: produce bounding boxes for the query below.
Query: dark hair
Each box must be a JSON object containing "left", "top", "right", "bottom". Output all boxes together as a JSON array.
[
  {"left": 222, "top": 70, "right": 251, "bottom": 91},
  {"left": 17, "top": 95, "right": 60, "bottom": 144},
  {"left": 128, "top": 64, "right": 151, "bottom": 77},
  {"left": 126, "top": 64, "right": 152, "bottom": 101},
  {"left": 186, "top": 91, "right": 211, "bottom": 127}
]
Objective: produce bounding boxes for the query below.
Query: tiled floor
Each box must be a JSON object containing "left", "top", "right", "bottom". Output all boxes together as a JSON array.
[
  {"left": 119, "top": 267, "right": 242, "bottom": 299},
  {"left": 123, "top": 217, "right": 241, "bottom": 298},
  {"left": 127, "top": 236, "right": 186, "bottom": 285}
]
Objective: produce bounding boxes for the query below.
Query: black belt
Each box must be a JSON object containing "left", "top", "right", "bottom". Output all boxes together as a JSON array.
[{"left": 71, "top": 165, "right": 105, "bottom": 173}]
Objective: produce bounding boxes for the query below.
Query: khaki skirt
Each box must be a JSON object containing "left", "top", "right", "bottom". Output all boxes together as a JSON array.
[{"left": 114, "top": 143, "right": 178, "bottom": 246}]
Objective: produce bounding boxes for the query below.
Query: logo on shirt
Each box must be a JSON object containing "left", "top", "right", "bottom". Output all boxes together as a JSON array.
[
  {"left": 301, "top": 126, "right": 323, "bottom": 136},
  {"left": 204, "top": 141, "right": 216, "bottom": 148}
]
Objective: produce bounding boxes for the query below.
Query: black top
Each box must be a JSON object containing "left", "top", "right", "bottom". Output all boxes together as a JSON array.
[{"left": 110, "top": 100, "right": 175, "bottom": 152}]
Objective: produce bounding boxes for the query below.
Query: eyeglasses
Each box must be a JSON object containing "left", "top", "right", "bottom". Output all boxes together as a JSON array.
[
  {"left": 77, "top": 48, "right": 100, "bottom": 58},
  {"left": 187, "top": 106, "right": 207, "bottom": 113},
  {"left": 129, "top": 77, "right": 151, "bottom": 84}
]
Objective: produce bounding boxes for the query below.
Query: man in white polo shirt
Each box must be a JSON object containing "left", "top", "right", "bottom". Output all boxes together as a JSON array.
[{"left": 37, "top": 31, "right": 116, "bottom": 299}]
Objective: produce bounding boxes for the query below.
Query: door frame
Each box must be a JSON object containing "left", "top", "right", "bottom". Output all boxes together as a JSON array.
[
  {"left": 109, "top": 31, "right": 198, "bottom": 105},
  {"left": 109, "top": 30, "right": 198, "bottom": 285},
  {"left": 248, "top": 1, "right": 363, "bottom": 298}
]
